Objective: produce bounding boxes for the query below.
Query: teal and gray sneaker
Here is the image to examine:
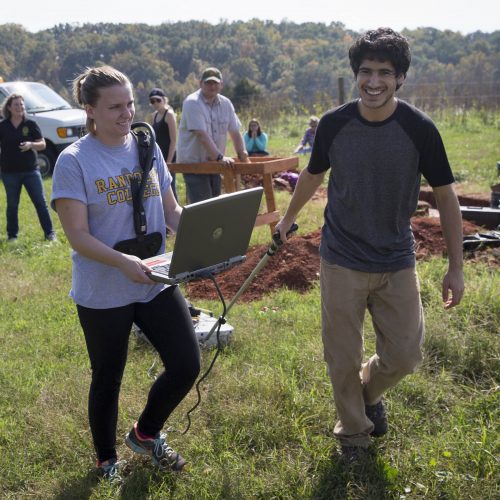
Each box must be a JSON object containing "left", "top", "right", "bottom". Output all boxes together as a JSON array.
[
  {"left": 96, "top": 458, "right": 125, "bottom": 484},
  {"left": 125, "top": 422, "right": 187, "bottom": 471}
]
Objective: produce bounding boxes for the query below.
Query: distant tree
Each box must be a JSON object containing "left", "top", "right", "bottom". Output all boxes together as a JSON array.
[
  {"left": 24, "top": 32, "right": 61, "bottom": 90},
  {"left": 0, "top": 20, "right": 498, "bottom": 112},
  {"left": 110, "top": 49, "right": 175, "bottom": 104},
  {"left": 168, "top": 39, "right": 195, "bottom": 81},
  {"left": 225, "top": 78, "right": 261, "bottom": 111},
  {"left": 228, "top": 58, "right": 260, "bottom": 82},
  {"left": 0, "top": 24, "right": 34, "bottom": 79},
  {"left": 59, "top": 49, "right": 96, "bottom": 88}
]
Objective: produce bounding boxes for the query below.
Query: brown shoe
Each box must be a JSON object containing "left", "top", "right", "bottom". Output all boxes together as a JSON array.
[{"left": 365, "top": 400, "right": 388, "bottom": 437}]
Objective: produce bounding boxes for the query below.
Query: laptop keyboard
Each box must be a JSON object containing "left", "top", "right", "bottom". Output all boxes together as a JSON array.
[{"left": 152, "top": 264, "right": 170, "bottom": 275}]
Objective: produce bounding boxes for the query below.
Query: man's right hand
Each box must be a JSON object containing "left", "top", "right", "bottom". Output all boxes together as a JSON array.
[
  {"left": 219, "top": 155, "right": 235, "bottom": 168},
  {"left": 275, "top": 218, "right": 295, "bottom": 244}
]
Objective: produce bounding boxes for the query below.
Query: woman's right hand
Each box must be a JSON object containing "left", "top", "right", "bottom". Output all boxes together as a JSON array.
[{"left": 117, "top": 253, "right": 157, "bottom": 284}]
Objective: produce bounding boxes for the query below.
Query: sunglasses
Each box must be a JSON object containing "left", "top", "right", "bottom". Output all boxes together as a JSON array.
[{"left": 150, "top": 98, "right": 162, "bottom": 104}]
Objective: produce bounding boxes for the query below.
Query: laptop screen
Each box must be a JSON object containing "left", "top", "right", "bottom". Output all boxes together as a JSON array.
[{"left": 169, "top": 187, "right": 263, "bottom": 278}]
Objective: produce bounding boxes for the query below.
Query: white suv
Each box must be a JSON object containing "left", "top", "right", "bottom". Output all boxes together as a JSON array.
[{"left": 0, "top": 81, "right": 86, "bottom": 177}]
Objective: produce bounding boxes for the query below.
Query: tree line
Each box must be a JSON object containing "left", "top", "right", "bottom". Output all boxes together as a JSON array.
[{"left": 1, "top": 20, "right": 498, "bottom": 117}]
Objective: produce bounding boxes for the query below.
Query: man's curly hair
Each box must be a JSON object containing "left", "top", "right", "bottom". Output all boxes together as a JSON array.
[{"left": 349, "top": 27, "right": 411, "bottom": 84}]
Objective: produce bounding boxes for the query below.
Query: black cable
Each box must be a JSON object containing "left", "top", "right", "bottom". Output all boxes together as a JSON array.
[
  {"left": 178, "top": 224, "right": 299, "bottom": 434},
  {"left": 181, "top": 273, "right": 227, "bottom": 435}
]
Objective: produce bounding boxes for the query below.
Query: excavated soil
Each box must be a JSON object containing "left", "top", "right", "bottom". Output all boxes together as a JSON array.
[{"left": 186, "top": 189, "right": 499, "bottom": 302}]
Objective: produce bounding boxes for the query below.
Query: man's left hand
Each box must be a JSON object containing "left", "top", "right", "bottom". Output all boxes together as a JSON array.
[
  {"left": 237, "top": 151, "right": 251, "bottom": 163},
  {"left": 442, "top": 268, "right": 464, "bottom": 309}
]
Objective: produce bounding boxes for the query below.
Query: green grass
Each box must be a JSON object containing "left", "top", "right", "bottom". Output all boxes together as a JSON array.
[
  {"left": 0, "top": 111, "right": 499, "bottom": 498},
  {"left": 431, "top": 109, "right": 500, "bottom": 193}
]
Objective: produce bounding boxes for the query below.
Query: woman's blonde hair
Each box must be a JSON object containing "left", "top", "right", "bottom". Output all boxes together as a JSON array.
[{"left": 73, "top": 65, "right": 131, "bottom": 135}]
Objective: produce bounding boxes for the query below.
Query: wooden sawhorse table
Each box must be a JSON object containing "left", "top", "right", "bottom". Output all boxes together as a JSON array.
[{"left": 170, "top": 156, "right": 299, "bottom": 235}]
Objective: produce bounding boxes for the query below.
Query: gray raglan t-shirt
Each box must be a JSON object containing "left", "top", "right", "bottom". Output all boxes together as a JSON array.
[
  {"left": 308, "top": 99, "right": 454, "bottom": 273},
  {"left": 51, "top": 133, "right": 172, "bottom": 309}
]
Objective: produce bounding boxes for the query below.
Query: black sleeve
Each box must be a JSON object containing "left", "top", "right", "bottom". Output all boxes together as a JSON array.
[
  {"left": 307, "top": 102, "right": 355, "bottom": 175},
  {"left": 418, "top": 120, "right": 455, "bottom": 187},
  {"left": 397, "top": 102, "right": 454, "bottom": 187},
  {"left": 307, "top": 114, "right": 332, "bottom": 174},
  {"left": 28, "top": 120, "right": 43, "bottom": 141}
]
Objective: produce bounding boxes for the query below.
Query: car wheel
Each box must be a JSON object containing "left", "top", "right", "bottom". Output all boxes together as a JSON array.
[{"left": 38, "top": 149, "right": 56, "bottom": 178}]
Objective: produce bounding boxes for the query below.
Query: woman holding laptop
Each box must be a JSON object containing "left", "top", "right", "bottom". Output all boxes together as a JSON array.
[{"left": 51, "top": 65, "right": 200, "bottom": 482}]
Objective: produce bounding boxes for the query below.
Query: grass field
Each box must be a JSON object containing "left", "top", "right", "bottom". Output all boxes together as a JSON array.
[{"left": 0, "top": 110, "right": 498, "bottom": 499}]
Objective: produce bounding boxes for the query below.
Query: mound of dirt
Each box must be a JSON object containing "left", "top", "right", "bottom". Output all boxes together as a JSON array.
[
  {"left": 419, "top": 185, "right": 491, "bottom": 207},
  {"left": 186, "top": 217, "right": 497, "bottom": 302},
  {"left": 186, "top": 230, "right": 321, "bottom": 302}
]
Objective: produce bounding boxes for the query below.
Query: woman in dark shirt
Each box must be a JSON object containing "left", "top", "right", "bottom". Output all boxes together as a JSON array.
[
  {"left": 149, "top": 88, "right": 178, "bottom": 200},
  {"left": 0, "top": 93, "right": 55, "bottom": 241}
]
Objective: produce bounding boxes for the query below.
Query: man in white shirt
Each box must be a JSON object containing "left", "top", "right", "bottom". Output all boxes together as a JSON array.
[{"left": 177, "top": 67, "right": 249, "bottom": 202}]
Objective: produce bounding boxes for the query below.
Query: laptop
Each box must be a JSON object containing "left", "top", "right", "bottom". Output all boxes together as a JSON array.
[{"left": 144, "top": 187, "right": 264, "bottom": 285}]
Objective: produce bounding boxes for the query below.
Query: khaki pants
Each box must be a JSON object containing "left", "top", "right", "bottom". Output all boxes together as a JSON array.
[{"left": 320, "top": 260, "right": 424, "bottom": 447}]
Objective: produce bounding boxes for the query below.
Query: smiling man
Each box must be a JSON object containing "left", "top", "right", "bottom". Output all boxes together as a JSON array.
[
  {"left": 177, "top": 67, "right": 249, "bottom": 202},
  {"left": 276, "top": 27, "right": 464, "bottom": 463}
]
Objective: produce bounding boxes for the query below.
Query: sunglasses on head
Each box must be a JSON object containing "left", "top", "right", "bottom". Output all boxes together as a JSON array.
[{"left": 150, "top": 98, "right": 162, "bottom": 104}]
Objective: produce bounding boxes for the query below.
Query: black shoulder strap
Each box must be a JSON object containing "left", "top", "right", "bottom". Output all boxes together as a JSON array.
[
  {"left": 131, "top": 121, "right": 156, "bottom": 175},
  {"left": 130, "top": 122, "right": 157, "bottom": 236}
]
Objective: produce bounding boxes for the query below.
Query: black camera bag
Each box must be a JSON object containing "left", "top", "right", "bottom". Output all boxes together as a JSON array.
[{"left": 113, "top": 122, "right": 162, "bottom": 259}]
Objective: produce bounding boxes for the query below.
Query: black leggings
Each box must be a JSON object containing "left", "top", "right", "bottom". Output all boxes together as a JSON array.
[{"left": 77, "top": 286, "right": 200, "bottom": 463}]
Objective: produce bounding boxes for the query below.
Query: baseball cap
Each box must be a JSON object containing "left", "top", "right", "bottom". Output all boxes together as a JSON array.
[
  {"left": 149, "top": 88, "right": 166, "bottom": 99},
  {"left": 201, "top": 67, "right": 222, "bottom": 83}
]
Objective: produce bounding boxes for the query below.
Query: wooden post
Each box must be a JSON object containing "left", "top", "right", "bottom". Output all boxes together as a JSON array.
[
  {"left": 338, "top": 76, "right": 345, "bottom": 105},
  {"left": 223, "top": 170, "right": 236, "bottom": 193},
  {"left": 262, "top": 172, "right": 277, "bottom": 232}
]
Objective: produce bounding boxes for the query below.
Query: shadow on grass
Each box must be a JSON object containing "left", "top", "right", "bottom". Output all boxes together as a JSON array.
[
  {"left": 52, "top": 462, "right": 181, "bottom": 499},
  {"left": 52, "top": 469, "right": 100, "bottom": 500},
  {"left": 311, "top": 448, "right": 393, "bottom": 500},
  {"left": 119, "top": 466, "right": 181, "bottom": 499}
]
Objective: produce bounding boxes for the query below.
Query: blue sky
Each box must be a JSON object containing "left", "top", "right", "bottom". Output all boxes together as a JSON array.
[{"left": 5, "top": 0, "right": 499, "bottom": 34}]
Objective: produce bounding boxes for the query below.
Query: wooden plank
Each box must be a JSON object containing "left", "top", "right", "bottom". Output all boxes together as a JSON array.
[
  {"left": 255, "top": 211, "right": 280, "bottom": 227},
  {"left": 235, "top": 173, "right": 242, "bottom": 191},
  {"left": 223, "top": 170, "right": 236, "bottom": 193},
  {"left": 233, "top": 156, "right": 299, "bottom": 175},
  {"left": 169, "top": 156, "right": 298, "bottom": 176},
  {"left": 169, "top": 162, "right": 225, "bottom": 175}
]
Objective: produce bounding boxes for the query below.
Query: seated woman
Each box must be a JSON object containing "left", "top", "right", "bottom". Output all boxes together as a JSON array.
[
  {"left": 293, "top": 115, "right": 319, "bottom": 154},
  {"left": 243, "top": 119, "right": 269, "bottom": 156}
]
